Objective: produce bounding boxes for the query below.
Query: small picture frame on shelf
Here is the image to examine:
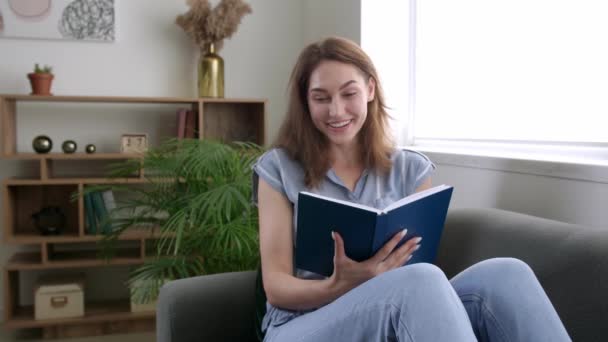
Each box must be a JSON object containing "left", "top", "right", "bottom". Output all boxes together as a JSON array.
[{"left": 120, "top": 133, "right": 148, "bottom": 154}]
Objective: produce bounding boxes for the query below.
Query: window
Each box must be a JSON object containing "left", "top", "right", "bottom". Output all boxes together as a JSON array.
[
  {"left": 362, "top": 0, "right": 608, "bottom": 157},
  {"left": 361, "top": 0, "right": 414, "bottom": 146},
  {"left": 415, "top": 0, "right": 608, "bottom": 144}
]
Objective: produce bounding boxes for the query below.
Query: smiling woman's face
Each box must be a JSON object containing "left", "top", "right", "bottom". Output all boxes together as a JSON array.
[{"left": 307, "top": 60, "right": 375, "bottom": 148}]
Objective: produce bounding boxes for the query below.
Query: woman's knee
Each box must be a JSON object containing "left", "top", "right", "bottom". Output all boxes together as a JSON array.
[
  {"left": 384, "top": 263, "right": 447, "bottom": 282},
  {"left": 404, "top": 262, "right": 448, "bottom": 281},
  {"left": 453, "top": 257, "right": 539, "bottom": 296},
  {"left": 473, "top": 257, "right": 535, "bottom": 280},
  {"left": 379, "top": 263, "right": 452, "bottom": 294}
]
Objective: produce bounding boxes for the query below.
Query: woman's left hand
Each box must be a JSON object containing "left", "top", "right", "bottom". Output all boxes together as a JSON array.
[{"left": 329, "top": 230, "right": 421, "bottom": 291}]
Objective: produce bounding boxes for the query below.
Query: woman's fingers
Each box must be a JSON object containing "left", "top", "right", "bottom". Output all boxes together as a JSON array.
[
  {"left": 332, "top": 231, "right": 346, "bottom": 264},
  {"left": 335, "top": 230, "right": 422, "bottom": 279},
  {"left": 372, "top": 229, "right": 408, "bottom": 262},
  {"left": 386, "top": 237, "right": 422, "bottom": 269}
]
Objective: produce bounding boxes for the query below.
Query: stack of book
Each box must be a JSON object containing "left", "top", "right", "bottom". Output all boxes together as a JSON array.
[{"left": 83, "top": 190, "right": 117, "bottom": 235}]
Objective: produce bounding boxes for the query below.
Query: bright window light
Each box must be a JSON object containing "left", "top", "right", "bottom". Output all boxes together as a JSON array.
[
  {"left": 415, "top": 0, "right": 608, "bottom": 143},
  {"left": 361, "top": 0, "right": 412, "bottom": 145}
]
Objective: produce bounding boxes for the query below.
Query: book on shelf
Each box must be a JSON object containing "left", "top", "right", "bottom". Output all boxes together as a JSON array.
[
  {"left": 83, "top": 193, "right": 97, "bottom": 235},
  {"left": 295, "top": 184, "right": 454, "bottom": 277},
  {"left": 84, "top": 191, "right": 115, "bottom": 235},
  {"left": 90, "top": 191, "right": 112, "bottom": 235},
  {"left": 101, "top": 190, "right": 119, "bottom": 231},
  {"left": 184, "top": 110, "right": 198, "bottom": 139},
  {"left": 176, "top": 108, "right": 188, "bottom": 139}
]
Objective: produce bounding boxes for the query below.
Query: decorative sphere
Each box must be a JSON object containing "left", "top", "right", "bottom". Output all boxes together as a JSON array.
[
  {"left": 85, "top": 144, "right": 96, "bottom": 154},
  {"left": 61, "top": 140, "right": 77, "bottom": 153},
  {"left": 32, "top": 135, "right": 53, "bottom": 153}
]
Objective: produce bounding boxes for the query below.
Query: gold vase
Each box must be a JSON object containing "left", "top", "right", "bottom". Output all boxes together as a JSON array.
[{"left": 198, "top": 43, "right": 224, "bottom": 98}]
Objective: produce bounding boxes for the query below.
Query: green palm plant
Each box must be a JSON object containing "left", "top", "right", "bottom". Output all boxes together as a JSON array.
[{"left": 79, "top": 138, "right": 264, "bottom": 304}]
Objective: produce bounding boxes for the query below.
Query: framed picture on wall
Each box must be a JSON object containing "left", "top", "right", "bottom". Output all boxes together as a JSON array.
[{"left": 0, "top": 0, "right": 115, "bottom": 42}]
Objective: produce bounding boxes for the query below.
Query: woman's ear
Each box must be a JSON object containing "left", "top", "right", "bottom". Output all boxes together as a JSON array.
[{"left": 367, "top": 77, "right": 376, "bottom": 102}]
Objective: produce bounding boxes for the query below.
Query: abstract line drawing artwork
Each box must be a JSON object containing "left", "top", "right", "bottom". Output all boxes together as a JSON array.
[
  {"left": 0, "top": 0, "right": 114, "bottom": 42},
  {"left": 59, "top": 0, "right": 114, "bottom": 41}
]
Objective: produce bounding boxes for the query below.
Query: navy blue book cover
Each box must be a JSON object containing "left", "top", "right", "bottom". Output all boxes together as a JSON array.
[{"left": 296, "top": 185, "right": 454, "bottom": 277}]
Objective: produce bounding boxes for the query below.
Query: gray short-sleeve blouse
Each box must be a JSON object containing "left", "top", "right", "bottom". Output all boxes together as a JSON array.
[{"left": 252, "top": 147, "right": 436, "bottom": 279}]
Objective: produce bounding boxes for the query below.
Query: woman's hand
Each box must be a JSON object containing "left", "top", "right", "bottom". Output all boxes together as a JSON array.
[{"left": 328, "top": 230, "right": 422, "bottom": 292}]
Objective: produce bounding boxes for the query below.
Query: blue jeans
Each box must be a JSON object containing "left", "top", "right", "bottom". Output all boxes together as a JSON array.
[{"left": 263, "top": 258, "right": 571, "bottom": 341}]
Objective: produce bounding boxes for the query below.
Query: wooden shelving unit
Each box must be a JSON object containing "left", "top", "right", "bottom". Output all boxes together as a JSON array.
[{"left": 0, "top": 94, "right": 266, "bottom": 338}]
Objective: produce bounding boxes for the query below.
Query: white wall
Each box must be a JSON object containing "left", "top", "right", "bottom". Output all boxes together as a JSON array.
[
  {"left": 361, "top": 0, "right": 412, "bottom": 146},
  {"left": 431, "top": 161, "right": 608, "bottom": 228},
  {"left": 303, "top": 0, "right": 361, "bottom": 44}
]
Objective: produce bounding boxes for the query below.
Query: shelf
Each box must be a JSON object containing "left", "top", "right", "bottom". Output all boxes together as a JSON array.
[
  {"left": 0, "top": 94, "right": 265, "bottom": 104},
  {"left": 6, "top": 251, "right": 143, "bottom": 271},
  {"left": 6, "top": 234, "right": 81, "bottom": 244},
  {"left": 1, "top": 93, "right": 265, "bottom": 336},
  {"left": 3, "top": 153, "right": 144, "bottom": 160},
  {"left": 1, "top": 94, "right": 266, "bottom": 157},
  {"left": 0, "top": 94, "right": 198, "bottom": 104},
  {"left": 3, "top": 178, "right": 148, "bottom": 186},
  {"left": 5, "top": 227, "right": 171, "bottom": 245},
  {"left": 6, "top": 252, "right": 41, "bottom": 268},
  {"left": 4, "top": 300, "right": 154, "bottom": 329}
]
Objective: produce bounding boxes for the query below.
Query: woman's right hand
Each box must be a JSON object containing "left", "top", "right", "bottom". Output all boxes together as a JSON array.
[{"left": 329, "top": 230, "right": 422, "bottom": 292}]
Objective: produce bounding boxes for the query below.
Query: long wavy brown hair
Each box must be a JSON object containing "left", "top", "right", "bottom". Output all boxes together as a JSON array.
[{"left": 274, "top": 37, "right": 394, "bottom": 188}]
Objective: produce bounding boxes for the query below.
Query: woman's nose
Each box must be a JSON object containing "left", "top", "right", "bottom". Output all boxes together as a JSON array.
[{"left": 329, "top": 98, "right": 343, "bottom": 117}]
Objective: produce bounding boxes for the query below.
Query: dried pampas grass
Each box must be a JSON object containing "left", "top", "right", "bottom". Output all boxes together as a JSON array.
[{"left": 176, "top": 0, "right": 252, "bottom": 53}]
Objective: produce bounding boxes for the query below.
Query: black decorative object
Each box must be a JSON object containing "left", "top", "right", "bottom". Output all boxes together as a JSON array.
[
  {"left": 85, "top": 144, "right": 96, "bottom": 154},
  {"left": 62, "top": 140, "right": 77, "bottom": 153},
  {"left": 31, "top": 206, "right": 66, "bottom": 235},
  {"left": 32, "top": 135, "right": 53, "bottom": 153}
]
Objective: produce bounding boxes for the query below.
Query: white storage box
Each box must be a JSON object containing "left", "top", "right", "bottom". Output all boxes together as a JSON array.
[{"left": 34, "top": 274, "right": 85, "bottom": 320}]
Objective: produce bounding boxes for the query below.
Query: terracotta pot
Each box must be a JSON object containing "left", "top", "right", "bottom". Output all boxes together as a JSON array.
[{"left": 28, "top": 73, "right": 54, "bottom": 95}]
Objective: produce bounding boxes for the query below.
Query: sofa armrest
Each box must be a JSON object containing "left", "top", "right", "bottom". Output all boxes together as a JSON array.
[
  {"left": 437, "top": 207, "right": 608, "bottom": 342},
  {"left": 157, "top": 270, "right": 257, "bottom": 342}
]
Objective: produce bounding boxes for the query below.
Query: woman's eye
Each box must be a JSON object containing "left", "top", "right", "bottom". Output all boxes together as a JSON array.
[
  {"left": 313, "top": 97, "right": 329, "bottom": 102},
  {"left": 343, "top": 92, "right": 357, "bottom": 97}
]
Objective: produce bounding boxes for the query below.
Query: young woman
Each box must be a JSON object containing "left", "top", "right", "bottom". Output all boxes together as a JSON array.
[{"left": 253, "top": 37, "right": 570, "bottom": 341}]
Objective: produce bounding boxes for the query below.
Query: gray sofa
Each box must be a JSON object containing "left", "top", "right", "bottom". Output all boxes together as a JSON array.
[{"left": 157, "top": 208, "right": 608, "bottom": 342}]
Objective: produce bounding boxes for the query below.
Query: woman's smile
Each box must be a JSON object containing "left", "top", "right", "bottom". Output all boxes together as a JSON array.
[{"left": 327, "top": 119, "right": 353, "bottom": 130}]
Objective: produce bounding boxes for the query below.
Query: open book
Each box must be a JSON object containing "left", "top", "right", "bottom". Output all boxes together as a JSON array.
[{"left": 295, "top": 184, "right": 454, "bottom": 277}]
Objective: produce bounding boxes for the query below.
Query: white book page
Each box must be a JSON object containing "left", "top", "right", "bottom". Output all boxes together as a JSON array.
[
  {"left": 382, "top": 184, "right": 451, "bottom": 213},
  {"left": 300, "top": 192, "right": 382, "bottom": 214}
]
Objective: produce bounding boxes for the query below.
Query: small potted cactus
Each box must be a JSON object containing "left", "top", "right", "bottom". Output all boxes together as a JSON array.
[{"left": 28, "top": 64, "right": 54, "bottom": 95}]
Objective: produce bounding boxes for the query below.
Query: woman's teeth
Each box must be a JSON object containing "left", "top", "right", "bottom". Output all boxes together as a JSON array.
[{"left": 328, "top": 120, "right": 351, "bottom": 128}]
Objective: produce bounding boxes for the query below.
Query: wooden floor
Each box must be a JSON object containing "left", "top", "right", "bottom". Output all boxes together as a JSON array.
[{"left": 0, "top": 330, "right": 155, "bottom": 342}]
